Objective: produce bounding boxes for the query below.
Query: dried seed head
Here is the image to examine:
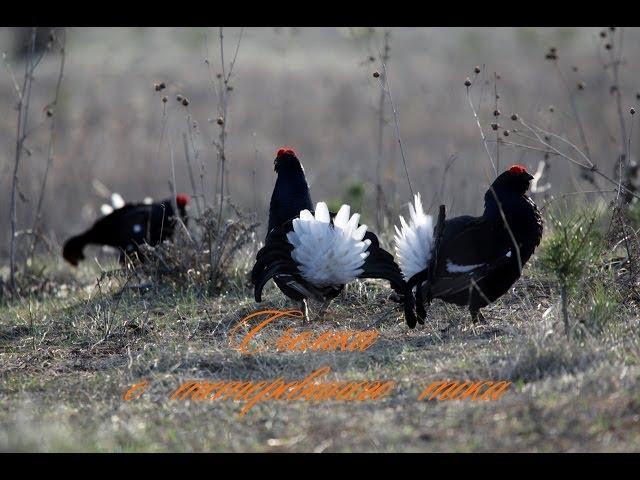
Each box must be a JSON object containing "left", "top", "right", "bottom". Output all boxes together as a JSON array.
[
  {"left": 572, "top": 65, "right": 579, "bottom": 72},
  {"left": 605, "top": 43, "right": 612, "bottom": 50},
  {"left": 176, "top": 94, "right": 183, "bottom": 102},
  {"left": 181, "top": 97, "right": 190, "bottom": 106},
  {"left": 577, "top": 81, "right": 586, "bottom": 90},
  {"left": 549, "top": 47, "right": 557, "bottom": 54},
  {"left": 464, "top": 77, "right": 472, "bottom": 87},
  {"left": 493, "top": 109, "right": 501, "bottom": 117},
  {"left": 503, "top": 130, "right": 510, "bottom": 137},
  {"left": 154, "top": 83, "right": 161, "bottom": 91},
  {"left": 491, "top": 123, "right": 499, "bottom": 131},
  {"left": 216, "top": 73, "right": 222, "bottom": 79},
  {"left": 162, "top": 96, "right": 168, "bottom": 103},
  {"left": 474, "top": 65, "right": 481, "bottom": 74},
  {"left": 511, "top": 114, "right": 519, "bottom": 121},
  {"left": 373, "top": 71, "right": 380, "bottom": 78},
  {"left": 631, "top": 108, "right": 636, "bottom": 115},
  {"left": 610, "top": 85, "right": 619, "bottom": 94},
  {"left": 46, "top": 109, "right": 53, "bottom": 117},
  {"left": 544, "top": 135, "right": 551, "bottom": 142},
  {"left": 159, "top": 82, "right": 166, "bottom": 90},
  {"left": 368, "top": 56, "right": 375, "bottom": 62},
  {"left": 600, "top": 31, "right": 607, "bottom": 38},
  {"left": 216, "top": 117, "right": 224, "bottom": 125},
  {"left": 545, "top": 53, "right": 557, "bottom": 60},
  {"left": 495, "top": 73, "right": 502, "bottom": 80},
  {"left": 496, "top": 94, "right": 500, "bottom": 100},
  {"left": 609, "top": 27, "right": 616, "bottom": 32},
  {"left": 549, "top": 106, "right": 555, "bottom": 113},
  {"left": 227, "top": 85, "right": 234, "bottom": 91}
]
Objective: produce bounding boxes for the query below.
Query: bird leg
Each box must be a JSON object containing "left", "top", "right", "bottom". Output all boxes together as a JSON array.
[
  {"left": 470, "top": 308, "right": 487, "bottom": 324},
  {"left": 316, "top": 299, "right": 332, "bottom": 321},
  {"left": 300, "top": 299, "right": 309, "bottom": 323}
]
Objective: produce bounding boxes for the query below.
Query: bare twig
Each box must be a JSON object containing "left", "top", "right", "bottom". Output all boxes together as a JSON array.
[
  {"left": 375, "top": 29, "right": 390, "bottom": 231},
  {"left": 465, "top": 85, "right": 497, "bottom": 178},
  {"left": 31, "top": 29, "right": 66, "bottom": 258},
  {"left": 10, "top": 28, "right": 39, "bottom": 292},
  {"left": 375, "top": 56, "right": 414, "bottom": 197}
]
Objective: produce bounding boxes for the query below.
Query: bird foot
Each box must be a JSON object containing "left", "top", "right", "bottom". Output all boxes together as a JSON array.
[
  {"left": 470, "top": 310, "right": 487, "bottom": 325},
  {"left": 315, "top": 300, "right": 331, "bottom": 321}
]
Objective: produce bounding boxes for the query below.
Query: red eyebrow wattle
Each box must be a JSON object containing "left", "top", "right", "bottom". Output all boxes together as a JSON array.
[{"left": 508, "top": 164, "right": 528, "bottom": 174}]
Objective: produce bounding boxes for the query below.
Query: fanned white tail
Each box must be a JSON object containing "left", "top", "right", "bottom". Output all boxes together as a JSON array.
[
  {"left": 394, "top": 193, "right": 434, "bottom": 280},
  {"left": 287, "top": 202, "right": 372, "bottom": 287}
]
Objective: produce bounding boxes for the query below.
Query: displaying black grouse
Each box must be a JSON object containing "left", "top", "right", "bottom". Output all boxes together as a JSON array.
[
  {"left": 395, "top": 165, "right": 543, "bottom": 328},
  {"left": 251, "top": 148, "right": 405, "bottom": 320},
  {"left": 63, "top": 194, "right": 190, "bottom": 266}
]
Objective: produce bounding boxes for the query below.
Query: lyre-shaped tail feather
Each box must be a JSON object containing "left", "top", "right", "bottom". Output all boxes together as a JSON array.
[
  {"left": 357, "top": 231, "right": 406, "bottom": 295},
  {"left": 251, "top": 226, "right": 299, "bottom": 302}
]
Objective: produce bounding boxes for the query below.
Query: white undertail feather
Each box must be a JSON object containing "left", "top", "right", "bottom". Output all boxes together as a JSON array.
[
  {"left": 394, "top": 193, "right": 434, "bottom": 280},
  {"left": 111, "top": 192, "right": 125, "bottom": 209},
  {"left": 287, "top": 202, "right": 371, "bottom": 287},
  {"left": 100, "top": 204, "right": 114, "bottom": 215}
]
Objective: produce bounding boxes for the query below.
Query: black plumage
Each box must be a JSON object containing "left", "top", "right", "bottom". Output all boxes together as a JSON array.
[
  {"left": 251, "top": 148, "right": 405, "bottom": 318},
  {"left": 405, "top": 165, "right": 544, "bottom": 327},
  {"left": 63, "top": 194, "right": 190, "bottom": 266}
]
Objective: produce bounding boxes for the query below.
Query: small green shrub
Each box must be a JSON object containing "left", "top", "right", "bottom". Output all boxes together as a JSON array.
[{"left": 539, "top": 209, "right": 604, "bottom": 336}]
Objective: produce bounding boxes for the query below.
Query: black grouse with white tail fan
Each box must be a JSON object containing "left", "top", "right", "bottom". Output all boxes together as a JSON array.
[
  {"left": 251, "top": 148, "right": 405, "bottom": 320},
  {"left": 395, "top": 165, "right": 543, "bottom": 327},
  {"left": 63, "top": 194, "right": 190, "bottom": 266}
]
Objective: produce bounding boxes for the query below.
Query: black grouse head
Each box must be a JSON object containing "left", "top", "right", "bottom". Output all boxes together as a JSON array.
[
  {"left": 176, "top": 193, "right": 190, "bottom": 219},
  {"left": 274, "top": 147, "right": 304, "bottom": 174},
  {"left": 491, "top": 164, "right": 534, "bottom": 196},
  {"left": 268, "top": 146, "right": 313, "bottom": 234}
]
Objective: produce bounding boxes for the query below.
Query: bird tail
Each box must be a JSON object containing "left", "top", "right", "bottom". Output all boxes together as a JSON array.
[
  {"left": 62, "top": 232, "right": 90, "bottom": 266},
  {"left": 251, "top": 229, "right": 299, "bottom": 302},
  {"left": 394, "top": 193, "right": 435, "bottom": 281},
  {"left": 286, "top": 202, "right": 371, "bottom": 287},
  {"left": 357, "top": 231, "right": 406, "bottom": 296}
]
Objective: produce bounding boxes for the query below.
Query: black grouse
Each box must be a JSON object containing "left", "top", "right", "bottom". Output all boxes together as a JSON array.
[
  {"left": 394, "top": 165, "right": 544, "bottom": 328},
  {"left": 251, "top": 147, "right": 405, "bottom": 320},
  {"left": 63, "top": 194, "right": 190, "bottom": 266}
]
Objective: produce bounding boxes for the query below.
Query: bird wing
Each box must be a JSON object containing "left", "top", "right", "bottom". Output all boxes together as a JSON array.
[
  {"left": 427, "top": 216, "right": 515, "bottom": 298},
  {"left": 86, "top": 204, "right": 151, "bottom": 247}
]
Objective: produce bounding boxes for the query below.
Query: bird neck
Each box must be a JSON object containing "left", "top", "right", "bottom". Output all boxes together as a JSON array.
[
  {"left": 483, "top": 188, "right": 518, "bottom": 220},
  {"left": 268, "top": 169, "right": 313, "bottom": 233}
]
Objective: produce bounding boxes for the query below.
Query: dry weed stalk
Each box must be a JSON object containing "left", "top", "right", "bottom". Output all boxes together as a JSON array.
[
  {"left": 135, "top": 203, "right": 258, "bottom": 296},
  {"left": 206, "top": 27, "right": 244, "bottom": 230},
  {"left": 30, "top": 29, "right": 66, "bottom": 260},
  {"left": 6, "top": 28, "right": 53, "bottom": 294}
]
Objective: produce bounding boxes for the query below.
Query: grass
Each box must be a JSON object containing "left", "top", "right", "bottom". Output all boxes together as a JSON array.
[{"left": 1, "top": 245, "right": 640, "bottom": 451}]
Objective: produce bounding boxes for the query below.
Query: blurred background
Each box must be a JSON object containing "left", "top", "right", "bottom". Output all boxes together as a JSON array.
[{"left": 0, "top": 27, "right": 638, "bottom": 259}]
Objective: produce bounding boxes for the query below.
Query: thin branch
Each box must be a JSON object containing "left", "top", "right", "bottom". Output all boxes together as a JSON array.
[
  {"left": 32, "top": 29, "right": 66, "bottom": 250},
  {"left": 376, "top": 58, "right": 414, "bottom": 197},
  {"left": 465, "top": 85, "right": 497, "bottom": 178}
]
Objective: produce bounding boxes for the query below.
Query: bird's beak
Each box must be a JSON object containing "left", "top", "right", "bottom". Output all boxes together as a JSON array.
[{"left": 526, "top": 173, "right": 534, "bottom": 181}]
